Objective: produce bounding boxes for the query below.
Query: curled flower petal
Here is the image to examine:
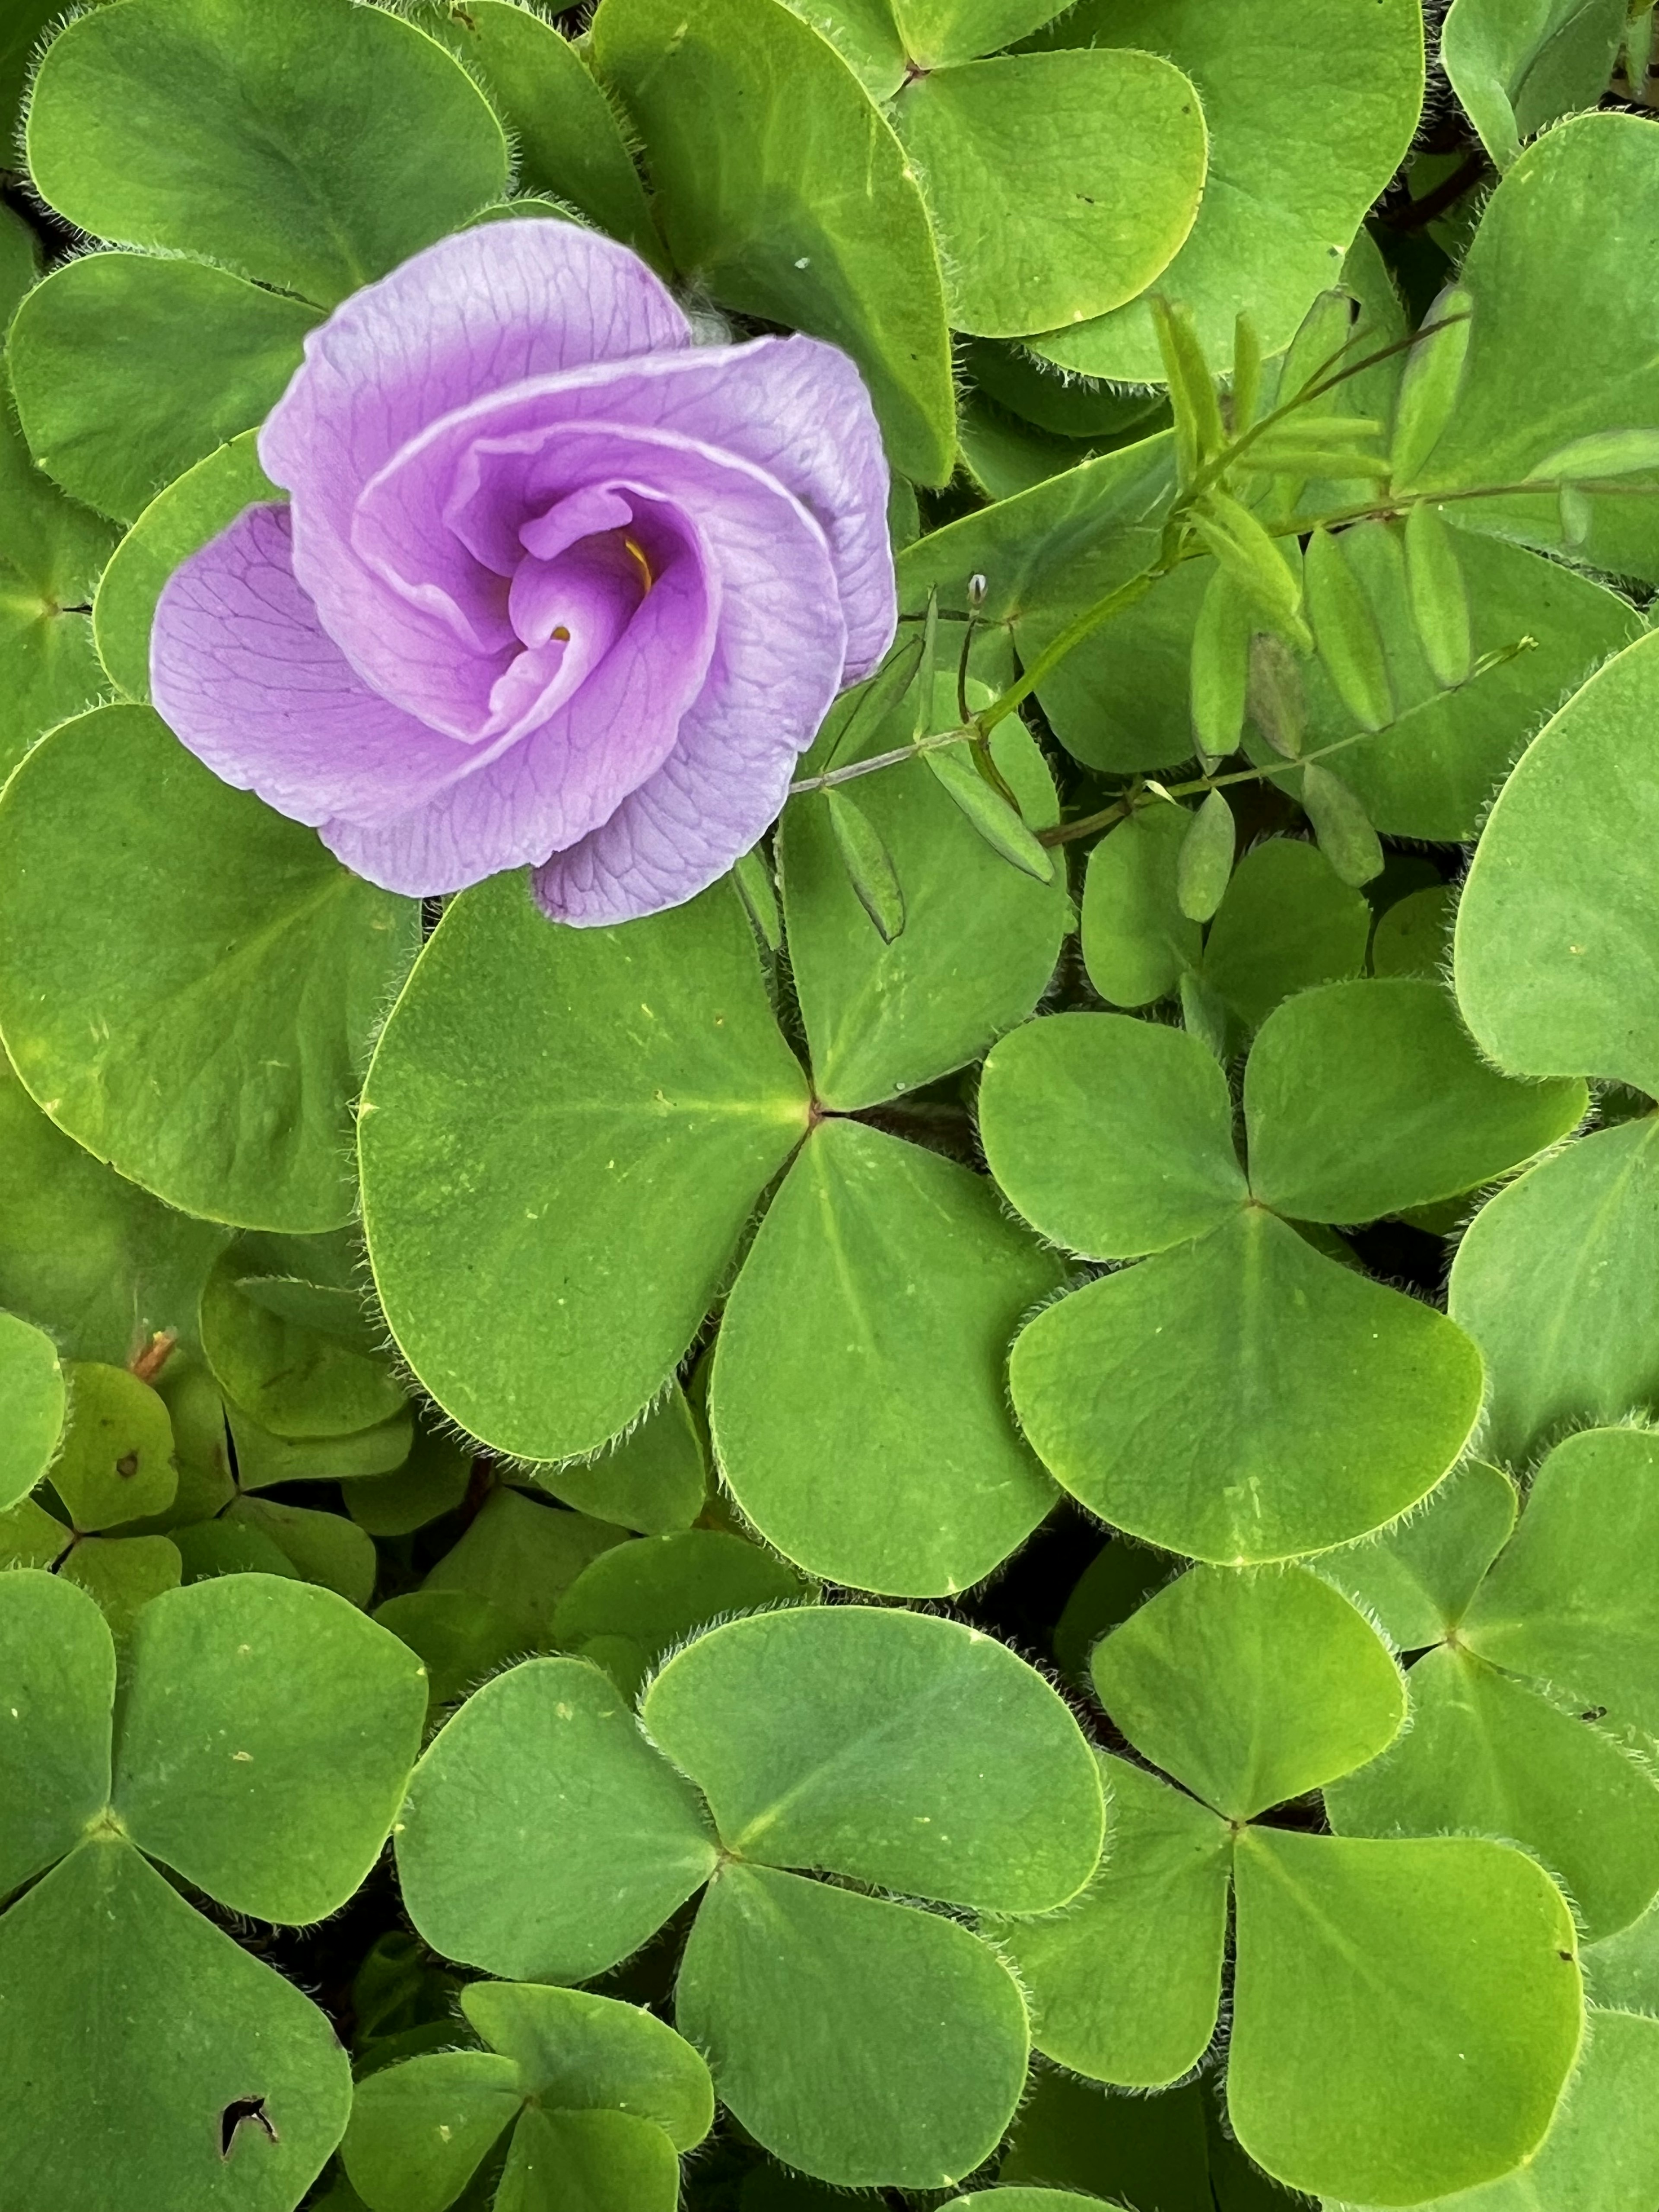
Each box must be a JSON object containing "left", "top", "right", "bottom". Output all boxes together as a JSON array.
[{"left": 151, "top": 503, "right": 475, "bottom": 829}]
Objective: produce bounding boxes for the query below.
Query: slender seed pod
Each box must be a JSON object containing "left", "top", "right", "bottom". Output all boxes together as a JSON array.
[
  {"left": 924, "top": 747, "right": 1054, "bottom": 883},
  {"left": 1390, "top": 283, "right": 1474, "bottom": 485},
  {"left": 1248, "top": 632, "right": 1307, "bottom": 759},
  {"left": 1190, "top": 563, "right": 1253, "bottom": 764},
  {"left": 1301, "top": 763, "right": 1384, "bottom": 886},
  {"left": 1305, "top": 525, "right": 1393, "bottom": 732},
  {"left": 825, "top": 788, "right": 905, "bottom": 941},
  {"left": 1192, "top": 491, "right": 1311, "bottom": 652},
  {"left": 1177, "top": 790, "right": 1236, "bottom": 923},
  {"left": 1404, "top": 503, "right": 1473, "bottom": 689}
]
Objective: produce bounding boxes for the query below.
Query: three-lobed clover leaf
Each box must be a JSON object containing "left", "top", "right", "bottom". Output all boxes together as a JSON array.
[
  {"left": 0, "top": 1219, "right": 439, "bottom": 1635},
  {"left": 360, "top": 870, "right": 1065, "bottom": 1598},
  {"left": 0, "top": 1569, "right": 428, "bottom": 2209},
  {"left": 343, "top": 1981, "right": 715, "bottom": 2212},
  {"left": 0, "top": 4, "right": 1649, "bottom": 2204},
  {"left": 394, "top": 1604, "right": 1105, "bottom": 2188},
  {"left": 992, "top": 1562, "right": 1583, "bottom": 2206},
  {"left": 981, "top": 979, "right": 1582, "bottom": 1561},
  {"left": 1325, "top": 1428, "right": 1659, "bottom": 1946},
  {"left": 1317, "top": 1458, "right": 1518, "bottom": 1653},
  {"left": 0, "top": 1353, "right": 207, "bottom": 1640}
]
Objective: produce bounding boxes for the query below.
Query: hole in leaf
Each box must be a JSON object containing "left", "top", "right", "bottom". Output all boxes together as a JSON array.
[{"left": 219, "top": 2097, "right": 278, "bottom": 2158}]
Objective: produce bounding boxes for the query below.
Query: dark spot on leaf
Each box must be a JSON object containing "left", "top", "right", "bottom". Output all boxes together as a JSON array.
[
  {"left": 220, "top": 2098, "right": 278, "bottom": 2158},
  {"left": 1559, "top": 1951, "right": 1574, "bottom": 1963},
  {"left": 116, "top": 1454, "right": 139, "bottom": 1478}
]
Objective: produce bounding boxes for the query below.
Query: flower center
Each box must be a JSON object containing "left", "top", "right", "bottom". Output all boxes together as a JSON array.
[{"left": 479, "top": 497, "right": 671, "bottom": 742}]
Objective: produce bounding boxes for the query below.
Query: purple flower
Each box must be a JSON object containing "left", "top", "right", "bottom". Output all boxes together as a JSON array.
[{"left": 150, "top": 222, "right": 896, "bottom": 925}]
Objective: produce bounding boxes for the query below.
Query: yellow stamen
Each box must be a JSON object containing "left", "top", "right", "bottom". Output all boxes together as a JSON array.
[{"left": 624, "top": 535, "right": 654, "bottom": 594}]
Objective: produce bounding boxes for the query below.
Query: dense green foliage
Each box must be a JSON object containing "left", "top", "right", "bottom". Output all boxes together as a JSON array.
[{"left": 5, "top": 0, "right": 1659, "bottom": 2207}]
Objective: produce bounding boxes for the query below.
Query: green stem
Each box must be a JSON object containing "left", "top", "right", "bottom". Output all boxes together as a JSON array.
[
  {"left": 974, "top": 564, "right": 1166, "bottom": 736},
  {"left": 1036, "top": 637, "right": 1536, "bottom": 846},
  {"left": 788, "top": 723, "right": 977, "bottom": 796},
  {"left": 1272, "top": 475, "right": 1659, "bottom": 537},
  {"left": 1183, "top": 313, "right": 1468, "bottom": 507},
  {"left": 975, "top": 471, "right": 1646, "bottom": 742},
  {"left": 802, "top": 426, "right": 1646, "bottom": 808},
  {"left": 1033, "top": 732, "right": 1387, "bottom": 851}
]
